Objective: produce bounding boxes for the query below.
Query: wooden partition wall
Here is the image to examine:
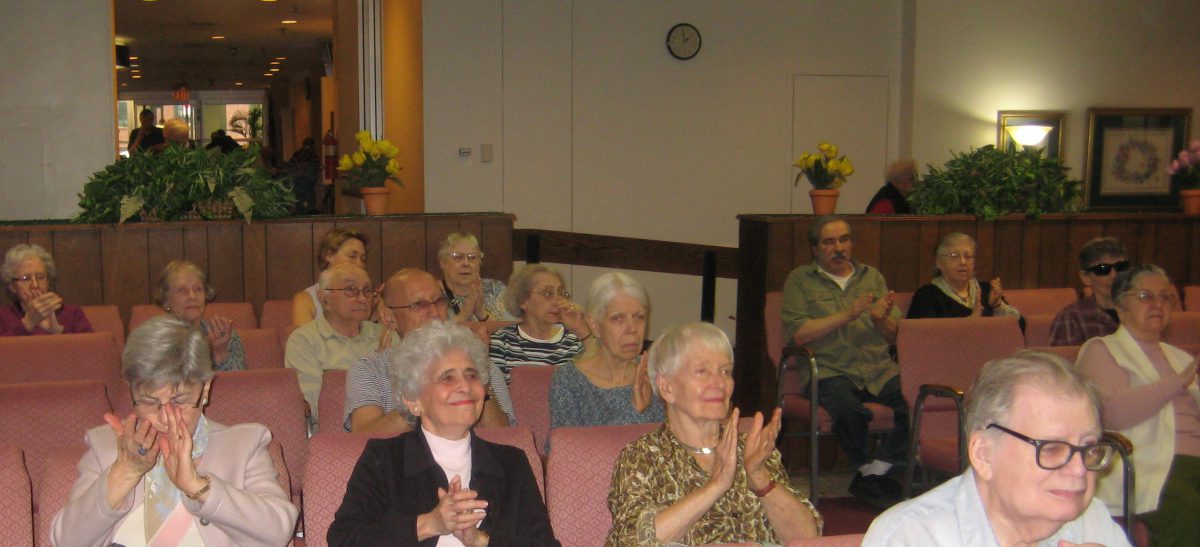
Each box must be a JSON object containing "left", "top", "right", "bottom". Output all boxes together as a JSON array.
[
  {"left": 734, "top": 213, "right": 1200, "bottom": 409},
  {"left": 0, "top": 213, "right": 514, "bottom": 323}
]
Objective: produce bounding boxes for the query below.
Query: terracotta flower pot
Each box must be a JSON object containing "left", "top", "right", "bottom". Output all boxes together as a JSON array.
[
  {"left": 809, "top": 188, "right": 840, "bottom": 215},
  {"left": 360, "top": 186, "right": 390, "bottom": 216},
  {"left": 1181, "top": 188, "right": 1200, "bottom": 215}
]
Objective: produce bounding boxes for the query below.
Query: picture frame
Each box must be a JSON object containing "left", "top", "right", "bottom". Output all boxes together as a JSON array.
[
  {"left": 1084, "top": 107, "right": 1191, "bottom": 210},
  {"left": 997, "top": 110, "right": 1065, "bottom": 159}
]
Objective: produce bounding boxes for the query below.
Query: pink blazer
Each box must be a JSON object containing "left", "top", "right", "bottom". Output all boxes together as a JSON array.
[{"left": 51, "top": 419, "right": 298, "bottom": 547}]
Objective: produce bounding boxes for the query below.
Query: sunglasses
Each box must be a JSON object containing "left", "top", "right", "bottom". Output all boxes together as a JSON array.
[{"left": 1085, "top": 260, "right": 1129, "bottom": 276}]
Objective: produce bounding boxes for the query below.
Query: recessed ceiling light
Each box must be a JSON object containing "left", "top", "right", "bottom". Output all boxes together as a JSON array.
[
  {"left": 275, "top": 56, "right": 287, "bottom": 60},
  {"left": 269, "top": 61, "right": 280, "bottom": 65},
  {"left": 131, "top": 69, "right": 140, "bottom": 73},
  {"left": 264, "top": 73, "right": 274, "bottom": 76},
  {"left": 211, "top": 35, "right": 225, "bottom": 40},
  {"left": 130, "top": 64, "right": 139, "bottom": 68},
  {"left": 132, "top": 75, "right": 142, "bottom": 79},
  {"left": 281, "top": 19, "right": 297, "bottom": 24},
  {"left": 235, "top": 82, "right": 244, "bottom": 86},
  {"left": 129, "top": 56, "right": 139, "bottom": 60},
  {"left": 260, "top": 0, "right": 277, "bottom": 2},
  {"left": 121, "top": 83, "right": 128, "bottom": 87},
  {"left": 269, "top": 68, "right": 280, "bottom": 72}
]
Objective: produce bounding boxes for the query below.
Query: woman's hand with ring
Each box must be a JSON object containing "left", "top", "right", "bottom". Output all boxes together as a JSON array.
[{"left": 104, "top": 412, "right": 159, "bottom": 509}]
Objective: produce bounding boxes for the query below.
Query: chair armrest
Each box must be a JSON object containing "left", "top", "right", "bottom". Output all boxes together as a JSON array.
[
  {"left": 776, "top": 346, "right": 817, "bottom": 408},
  {"left": 912, "top": 383, "right": 968, "bottom": 474},
  {"left": 1102, "top": 430, "right": 1136, "bottom": 542}
]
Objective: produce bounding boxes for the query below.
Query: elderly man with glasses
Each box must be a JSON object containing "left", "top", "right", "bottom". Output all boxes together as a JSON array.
[
  {"left": 343, "top": 268, "right": 513, "bottom": 433},
  {"left": 863, "top": 350, "right": 1130, "bottom": 546},
  {"left": 1049, "top": 237, "right": 1129, "bottom": 346},
  {"left": 286, "top": 262, "right": 391, "bottom": 430}
]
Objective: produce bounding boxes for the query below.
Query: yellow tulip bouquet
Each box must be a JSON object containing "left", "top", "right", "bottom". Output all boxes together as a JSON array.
[
  {"left": 337, "top": 131, "right": 403, "bottom": 188},
  {"left": 794, "top": 141, "right": 854, "bottom": 189}
]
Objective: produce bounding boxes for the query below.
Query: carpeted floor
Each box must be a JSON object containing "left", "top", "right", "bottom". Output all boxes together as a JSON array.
[{"left": 789, "top": 470, "right": 883, "bottom": 535}]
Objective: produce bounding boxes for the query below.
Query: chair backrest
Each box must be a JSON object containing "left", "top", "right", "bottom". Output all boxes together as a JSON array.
[
  {"left": 129, "top": 302, "right": 258, "bottom": 333},
  {"left": 1164, "top": 311, "right": 1200, "bottom": 346},
  {"left": 0, "top": 443, "right": 32, "bottom": 547},
  {"left": 260, "top": 300, "right": 296, "bottom": 352},
  {"left": 546, "top": 423, "right": 658, "bottom": 547},
  {"left": 1023, "top": 313, "right": 1056, "bottom": 347},
  {"left": 897, "top": 316, "right": 1025, "bottom": 405},
  {"left": 317, "top": 369, "right": 348, "bottom": 434},
  {"left": 509, "top": 365, "right": 557, "bottom": 455},
  {"left": 789, "top": 533, "right": 866, "bottom": 546},
  {"left": 204, "top": 369, "right": 309, "bottom": 492},
  {"left": 1027, "top": 345, "right": 1081, "bottom": 363},
  {"left": 0, "top": 381, "right": 110, "bottom": 502},
  {"left": 80, "top": 305, "right": 125, "bottom": 352},
  {"left": 1185, "top": 285, "right": 1200, "bottom": 312},
  {"left": 0, "top": 332, "right": 122, "bottom": 387},
  {"left": 893, "top": 291, "right": 915, "bottom": 316},
  {"left": 302, "top": 433, "right": 389, "bottom": 547},
  {"left": 476, "top": 425, "right": 545, "bottom": 498},
  {"left": 1002, "top": 288, "right": 1078, "bottom": 316},
  {"left": 240, "top": 328, "right": 283, "bottom": 369},
  {"left": 764, "top": 291, "right": 786, "bottom": 369}
]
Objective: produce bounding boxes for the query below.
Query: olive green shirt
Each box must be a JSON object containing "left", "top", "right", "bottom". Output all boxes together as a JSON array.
[{"left": 780, "top": 261, "right": 900, "bottom": 395}]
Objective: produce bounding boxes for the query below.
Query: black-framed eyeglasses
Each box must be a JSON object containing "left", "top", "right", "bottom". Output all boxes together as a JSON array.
[
  {"left": 388, "top": 295, "right": 449, "bottom": 313},
  {"left": 323, "top": 286, "right": 378, "bottom": 298},
  {"left": 987, "top": 423, "right": 1115, "bottom": 471},
  {"left": 130, "top": 386, "right": 205, "bottom": 413},
  {"left": 1085, "top": 260, "right": 1130, "bottom": 276}
]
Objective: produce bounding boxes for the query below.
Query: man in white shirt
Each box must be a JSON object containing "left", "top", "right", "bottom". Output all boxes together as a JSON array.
[{"left": 863, "top": 350, "right": 1131, "bottom": 547}]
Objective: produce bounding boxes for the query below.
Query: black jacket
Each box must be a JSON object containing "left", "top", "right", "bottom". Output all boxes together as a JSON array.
[{"left": 328, "top": 429, "right": 559, "bottom": 546}]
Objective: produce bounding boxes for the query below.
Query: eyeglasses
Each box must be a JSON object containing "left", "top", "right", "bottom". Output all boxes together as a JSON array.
[
  {"left": 12, "top": 273, "right": 49, "bottom": 285},
  {"left": 937, "top": 252, "right": 975, "bottom": 262},
  {"left": 1123, "top": 289, "right": 1177, "bottom": 307},
  {"left": 130, "top": 386, "right": 205, "bottom": 413},
  {"left": 444, "top": 251, "right": 483, "bottom": 264},
  {"left": 1085, "top": 260, "right": 1130, "bottom": 276},
  {"left": 323, "top": 286, "right": 378, "bottom": 298},
  {"left": 535, "top": 287, "right": 570, "bottom": 300},
  {"left": 388, "top": 295, "right": 449, "bottom": 313},
  {"left": 987, "top": 423, "right": 1115, "bottom": 471}
]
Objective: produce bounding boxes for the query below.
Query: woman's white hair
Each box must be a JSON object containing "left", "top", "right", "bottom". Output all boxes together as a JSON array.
[
  {"left": 932, "top": 232, "right": 976, "bottom": 278},
  {"left": 646, "top": 322, "right": 732, "bottom": 396},
  {"left": 3, "top": 244, "right": 56, "bottom": 301},
  {"left": 389, "top": 321, "right": 490, "bottom": 426},
  {"left": 438, "top": 232, "right": 482, "bottom": 257},
  {"left": 122, "top": 315, "right": 213, "bottom": 392},
  {"left": 585, "top": 271, "right": 650, "bottom": 322}
]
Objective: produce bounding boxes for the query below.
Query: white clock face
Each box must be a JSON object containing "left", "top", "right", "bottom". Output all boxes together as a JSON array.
[{"left": 667, "top": 24, "right": 701, "bottom": 60}]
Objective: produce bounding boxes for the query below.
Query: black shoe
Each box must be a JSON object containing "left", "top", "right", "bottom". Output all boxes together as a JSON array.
[{"left": 848, "top": 472, "right": 902, "bottom": 511}]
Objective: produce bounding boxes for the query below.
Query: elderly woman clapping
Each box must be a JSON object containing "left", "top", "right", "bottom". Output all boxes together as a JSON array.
[
  {"left": 51, "top": 315, "right": 298, "bottom": 546},
  {"left": 436, "top": 232, "right": 513, "bottom": 322},
  {"left": 329, "top": 321, "right": 558, "bottom": 546},
  {"left": 607, "top": 322, "right": 821, "bottom": 546},
  {"left": 1076, "top": 264, "right": 1200, "bottom": 543},
  {"left": 1, "top": 243, "right": 93, "bottom": 335},
  {"left": 907, "top": 232, "right": 1020, "bottom": 319},
  {"left": 157, "top": 260, "right": 245, "bottom": 371}
]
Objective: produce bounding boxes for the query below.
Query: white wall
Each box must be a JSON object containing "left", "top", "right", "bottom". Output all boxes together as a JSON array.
[
  {"left": 0, "top": 0, "right": 116, "bottom": 220},
  {"left": 912, "top": 1, "right": 1200, "bottom": 178}
]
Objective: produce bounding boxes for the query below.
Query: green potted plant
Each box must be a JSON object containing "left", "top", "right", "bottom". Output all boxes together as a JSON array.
[
  {"left": 793, "top": 141, "right": 854, "bottom": 214},
  {"left": 74, "top": 144, "right": 295, "bottom": 224},
  {"left": 337, "top": 130, "right": 402, "bottom": 215},
  {"left": 908, "top": 145, "right": 1081, "bottom": 220},
  {"left": 1168, "top": 141, "right": 1200, "bottom": 215}
]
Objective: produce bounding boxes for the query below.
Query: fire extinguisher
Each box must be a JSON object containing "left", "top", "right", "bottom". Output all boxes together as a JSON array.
[{"left": 322, "top": 114, "right": 338, "bottom": 185}]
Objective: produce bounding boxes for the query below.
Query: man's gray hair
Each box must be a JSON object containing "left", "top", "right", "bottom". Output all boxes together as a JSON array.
[
  {"left": 318, "top": 262, "right": 369, "bottom": 291},
  {"left": 647, "top": 322, "right": 732, "bottom": 396},
  {"left": 585, "top": 271, "right": 650, "bottom": 323},
  {"left": 121, "top": 315, "right": 213, "bottom": 392},
  {"left": 965, "top": 350, "right": 1099, "bottom": 436},
  {"left": 389, "top": 321, "right": 490, "bottom": 426},
  {"left": 503, "top": 263, "right": 564, "bottom": 320},
  {"left": 807, "top": 215, "right": 851, "bottom": 247}
]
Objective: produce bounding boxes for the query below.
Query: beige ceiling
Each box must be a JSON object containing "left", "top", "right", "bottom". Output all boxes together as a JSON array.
[{"left": 115, "top": 0, "right": 333, "bottom": 92}]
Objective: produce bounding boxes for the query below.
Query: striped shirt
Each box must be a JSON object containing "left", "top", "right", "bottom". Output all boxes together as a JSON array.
[{"left": 488, "top": 323, "right": 585, "bottom": 384}]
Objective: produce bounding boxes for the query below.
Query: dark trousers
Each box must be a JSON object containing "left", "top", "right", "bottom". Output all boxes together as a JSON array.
[{"left": 808, "top": 375, "right": 910, "bottom": 468}]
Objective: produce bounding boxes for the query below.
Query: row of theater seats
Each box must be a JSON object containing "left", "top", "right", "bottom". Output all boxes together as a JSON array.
[
  {"left": 0, "top": 375, "right": 865, "bottom": 546},
  {"left": 79, "top": 300, "right": 295, "bottom": 355}
]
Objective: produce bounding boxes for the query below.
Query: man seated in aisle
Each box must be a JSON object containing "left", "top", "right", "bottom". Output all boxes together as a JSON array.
[
  {"left": 286, "top": 262, "right": 389, "bottom": 430},
  {"left": 863, "top": 350, "right": 1130, "bottom": 546},
  {"left": 1048, "top": 237, "right": 1128, "bottom": 346},
  {"left": 781, "top": 215, "right": 909, "bottom": 509},
  {"left": 344, "top": 268, "right": 511, "bottom": 433}
]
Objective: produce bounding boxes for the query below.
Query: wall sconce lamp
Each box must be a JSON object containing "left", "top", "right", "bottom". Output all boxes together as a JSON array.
[{"left": 998, "top": 110, "right": 1066, "bottom": 159}]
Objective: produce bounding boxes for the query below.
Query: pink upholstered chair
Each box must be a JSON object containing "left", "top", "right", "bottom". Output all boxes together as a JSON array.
[
  {"left": 0, "top": 380, "right": 110, "bottom": 504},
  {"left": 509, "top": 365, "right": 557, "bottom": 455},
  {"left": 892, "top": 291, "right": 914, "bottom": 316},
  {"left": 785, "top": 534, "right": 865, "bottom": 546},
  {"left": 1002, "top": 288, "right": 1078, "bottom": 316},
  {"left": 0, "top": 332, "right": 122, "bottom": 387},
  {"left": 0, "top": 443, "right": 32, "bottom": 547},
  {"left": 1027, "top": 345, "right": 1081, "bottom": 363},
  {"left": 302, "top": 434, "right": 378, "bottom": 547},
  {"left": 476, "top": 425, "right": 545, "bottom": 498},
  {"left": 896, "top": 316, "right": 1025, "bottom": 497},
  {"left": 259, "top": 299, "right": 297, "bottom": 352},
  {"left": 204, "top": 369, "right": 308, "bottom": 496},
  {"left": 765, "top": 291, "right": 895, "bottom": 504},
  {"left": 546, "top": 423, "right": 657, "bottom": 547},
  {"left": 129, "top": 302, "right": 258, "bottom": 332},
  {"left": 1164, "top": 311, "right": 1200, "bottom": 346},
  {"left": 1022, "top": 313, "right": 1056, "bottom": 347},
  {"left": 240, "top": 328, "right": 284, "bottom": 369},
  {"left": 81, "top": 304, "right": 125, "bottom": 352},
  {"left": 317, "top": 369, "right": 348, "bottom": 434},
  {"left": 1185, "top": 285, "right": 1200, "bottom": 312}
]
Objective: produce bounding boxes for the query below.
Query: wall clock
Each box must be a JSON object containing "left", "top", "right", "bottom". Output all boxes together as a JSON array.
[{"left": 666, "top": 23, "right": 701, "bottom": 60}]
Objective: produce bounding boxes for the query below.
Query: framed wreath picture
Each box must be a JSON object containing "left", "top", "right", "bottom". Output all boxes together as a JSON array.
[{"left": 1084, "top": 107, "right": 1191, "bottom": 210}]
